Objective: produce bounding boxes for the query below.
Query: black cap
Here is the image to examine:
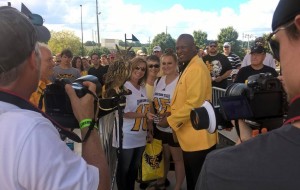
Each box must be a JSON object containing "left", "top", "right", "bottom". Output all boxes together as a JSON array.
[
  {"left": 250, "top": 45, "right": 266, "bottom": 54},
  {"left": 272, "top": 0, "right": 300, "bottom": 31},
  {"left": 209, "top": 41, "right": 218, "bottom": 46},
  {"left": 0, "top": 7, "right": 37, "bottom": 73}
]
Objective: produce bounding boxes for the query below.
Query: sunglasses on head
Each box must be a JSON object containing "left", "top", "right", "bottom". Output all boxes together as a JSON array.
[
  {"left": 267, "top": 20, "right": 295, "bottom": 62},
  {"left": 148, "top": 64, "right": 160, "bottom": 69},
  {"left": 135, "top": 66, "right": 146, "bottom": 72}
]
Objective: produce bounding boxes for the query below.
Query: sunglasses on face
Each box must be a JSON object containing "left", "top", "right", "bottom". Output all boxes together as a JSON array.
[
  {"left": 148, "top": 64, "right": 160, "bottom": 69},
  {"left": 267, "top": 20, "right": 294, "bottom": 62},
  {"left": 135, "top": 66, "right": 146, "bottom": 72}
]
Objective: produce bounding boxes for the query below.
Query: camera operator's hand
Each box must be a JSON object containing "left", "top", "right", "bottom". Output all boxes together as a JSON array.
[
  {"left": 65, "top": 81, "right": 96, "bottom": 122},
  {"left": 65, "top": 81, "right": 111, "bottom": 190},
  {"left": 232, "top": 119, "right": 253, "bottom": 145}
]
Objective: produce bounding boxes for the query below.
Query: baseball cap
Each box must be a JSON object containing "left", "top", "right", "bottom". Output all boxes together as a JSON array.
[
  {"left": 254, "top": 37, "right": 265, "bottom": 45},
  {"left": 223, "top": 42, "right": 231, "bottom": 47},
  {"left": 272, "top": 0, "right": 300, "bottom": 31},
  {"left": 250, "top": 45, "right": 266, "bottom": 54},
  {"left": 209, "top": 41, "right": 218, "bottom": 46},
  {"left": 0, "top": 6, "right": 37, "bottom": 74},
  {"left": 153, "top": 46, "right": 161, "bottom": 52}
]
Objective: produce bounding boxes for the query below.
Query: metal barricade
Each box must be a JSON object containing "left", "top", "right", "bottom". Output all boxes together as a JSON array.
[
  {"left": 212, "top": 87, "right": 237, "bottom": 147},
  {"left": 212, "top": 87, "right": 226, "bottom": 106},
  {"left": 98, "top": 111, "right": 118, "bottom": 190}
]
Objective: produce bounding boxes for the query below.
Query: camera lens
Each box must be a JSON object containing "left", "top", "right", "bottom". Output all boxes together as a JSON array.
[{"left": 225, "top": 83, "right": 248, "bottom": 97}]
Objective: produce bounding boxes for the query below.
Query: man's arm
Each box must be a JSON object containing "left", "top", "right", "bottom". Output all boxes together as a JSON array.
[
  {"left": 66, "top": 82, "right": 110, "bottom": 190},
  {"left": 167, "top": 64, "right": 211, "bottom": 131},
  {"left": 215, "top": 69, "right": 232, "bottom": 82}
]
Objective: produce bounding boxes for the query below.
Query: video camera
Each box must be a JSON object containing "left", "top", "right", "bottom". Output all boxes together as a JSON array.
[
  {"left": 191, "top": 73, "right": 287, "bottom": 132},
  {"left": 44, "top": 75, "right": 101, "bottom": 128}
]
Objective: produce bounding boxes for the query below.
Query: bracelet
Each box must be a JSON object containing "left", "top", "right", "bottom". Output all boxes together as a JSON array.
[{"left": 79, "top": 118, "right": 93, "bottom": 129}]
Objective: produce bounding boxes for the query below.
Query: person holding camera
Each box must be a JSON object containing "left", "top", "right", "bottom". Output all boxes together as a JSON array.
[
  {"left": 0, "top": 7, "right": 110, "bottom": 190},
  {"left": 234, "top": 45, "right": 278, "bottom": 84},
  {"left": 196, "top": 0, "right": 300, "bottom": 189}
]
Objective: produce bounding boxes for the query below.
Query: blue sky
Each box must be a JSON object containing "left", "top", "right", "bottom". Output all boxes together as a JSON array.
[
  {"left": 1, "top": 0, "right": 279, "bottom": 44},
  {"left": 124, "top": 0, "right": 248, "bottom": 13}
]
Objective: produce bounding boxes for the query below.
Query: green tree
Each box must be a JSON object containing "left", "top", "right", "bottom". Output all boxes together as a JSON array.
[
  {"left": 142, "top": 47, "right": 148, "bottom": 55},
  {"left": 85, "top": 41, "right": 97, "bottom": 46},
  {"left": 151, "top": 32, "right": 176, "bottom": 53},
  {"left": 193, "top": 30, "right": 208, "bottom": 48},
  {"left": 217, "top": 26, "right": 246, "bottom": 57},
  {"left": 48, "top": 30, "right": 82, "bottom": 56}
]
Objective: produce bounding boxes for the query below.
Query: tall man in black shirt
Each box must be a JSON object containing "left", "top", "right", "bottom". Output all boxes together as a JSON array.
[
  {"left": 203, "top": 41, "right": 232, "bottom": 89},
  {"left": 88, "top": 53, "right": 108, "bottom": 86}
]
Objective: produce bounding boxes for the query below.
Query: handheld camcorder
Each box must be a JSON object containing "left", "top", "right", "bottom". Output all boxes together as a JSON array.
[
  {"left": 191, "top": 73, "right": 287, "bottom": 133},
  {"left": 44, "top": 75, "right": 101, "bottom": 128}
]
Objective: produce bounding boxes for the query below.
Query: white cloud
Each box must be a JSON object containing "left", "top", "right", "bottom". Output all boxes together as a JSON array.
[{"left": 7, "top": 0, "right": 280, "bottom": 43}]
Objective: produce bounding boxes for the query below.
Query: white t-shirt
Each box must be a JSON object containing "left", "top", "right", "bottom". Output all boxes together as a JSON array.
[
  {"left": 153, "top": 75, "right": 179, "bottom": 133},
  {"left": 0, "top": 101, "right": 99, "bottom": 190},
  {"left": 241, "top": 53, "right": 276, "bottom": 69},
  {"left": 121, "top": 81, "right": 149, "bottom": 149}
]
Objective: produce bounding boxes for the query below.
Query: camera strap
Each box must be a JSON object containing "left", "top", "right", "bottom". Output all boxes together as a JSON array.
[
  {"left": 284, "top": 96, "right": 300, "bottom": 124},
  {"left": 0, "top": 90, "right": 82, "bottom": 142}
]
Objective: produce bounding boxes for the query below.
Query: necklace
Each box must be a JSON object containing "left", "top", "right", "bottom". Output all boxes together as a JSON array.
[{"left": 162, "top": 74, "right": 179, "bottom": 91}]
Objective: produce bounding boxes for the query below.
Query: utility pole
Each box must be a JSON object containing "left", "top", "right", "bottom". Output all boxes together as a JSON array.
[
  {"left": 148, "top": 37, "right": 151, "bottom": 55},
  {"left": 80, "top": 5, "right": 84, "bottom": 56},
  {"left": 96, "top": 0, "right": 100, "bottom": 47}
]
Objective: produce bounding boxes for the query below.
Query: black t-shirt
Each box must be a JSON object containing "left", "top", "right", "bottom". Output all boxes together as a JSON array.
[
  {"left": 88, "top": 65, "right": 108, "bottom": 85},
  {"left": 234, "top": 65, "right": 278, "bottom": 84},
  {"left": 203, "top": 53, "right": 232, "bottom": 89}
]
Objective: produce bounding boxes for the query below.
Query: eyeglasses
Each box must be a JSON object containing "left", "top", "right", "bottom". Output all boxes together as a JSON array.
[
  {"left": 223, "top": 46, "right": 230, "bottom": 48},
  {"left": 267, "top": 20, "right": 294, "bottom": 62},
  {"left": 210, "top": 45, "right": 217, "bottom": 48},
  {"left": 148, "top": 64, "right": 160, "bottom": 69},
  {"left": 135, "top": 66, "right": 146, "bottom": 72}
]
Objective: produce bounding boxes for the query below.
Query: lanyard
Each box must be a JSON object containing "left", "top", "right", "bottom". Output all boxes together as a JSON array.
[
  {"left": 0, "top": 90, "right": 85, "bottom": 142},
  {"left": 284, "top": 95, "right": 300, "bottom": 124}
]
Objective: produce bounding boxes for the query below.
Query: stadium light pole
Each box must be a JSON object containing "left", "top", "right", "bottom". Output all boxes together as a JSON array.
[
  {"left": 80, "top": 5, "right": 84, "bottom": 56},
  {"left": 96, "top": 0, "right": 100, "bottom": 47}
]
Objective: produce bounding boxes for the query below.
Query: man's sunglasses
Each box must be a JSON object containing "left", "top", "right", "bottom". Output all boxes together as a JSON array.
[
  {"left": 135, "top": 66, "right": 146, "bottom": 72},
  {"left": 267, "top": 20, "right": 294, "bottom": 62},
  {"left": 148, "top": 64, "right": 160, "bottom": 69}
]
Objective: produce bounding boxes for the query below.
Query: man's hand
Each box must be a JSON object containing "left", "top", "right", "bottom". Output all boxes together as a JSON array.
[
  {"left": 65, "top": 81, "right": 96, "bottom": 122},
  {"left": 158, "top": 112, "right": 171, "bottom": 127},
  {"left": 214, "top": 76, "right": 223, "bottom": 82}
]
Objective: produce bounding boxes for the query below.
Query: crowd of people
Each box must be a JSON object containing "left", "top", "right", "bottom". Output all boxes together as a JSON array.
[{"left": 1, "top": 0, "right": 300, "bottom": 189}]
